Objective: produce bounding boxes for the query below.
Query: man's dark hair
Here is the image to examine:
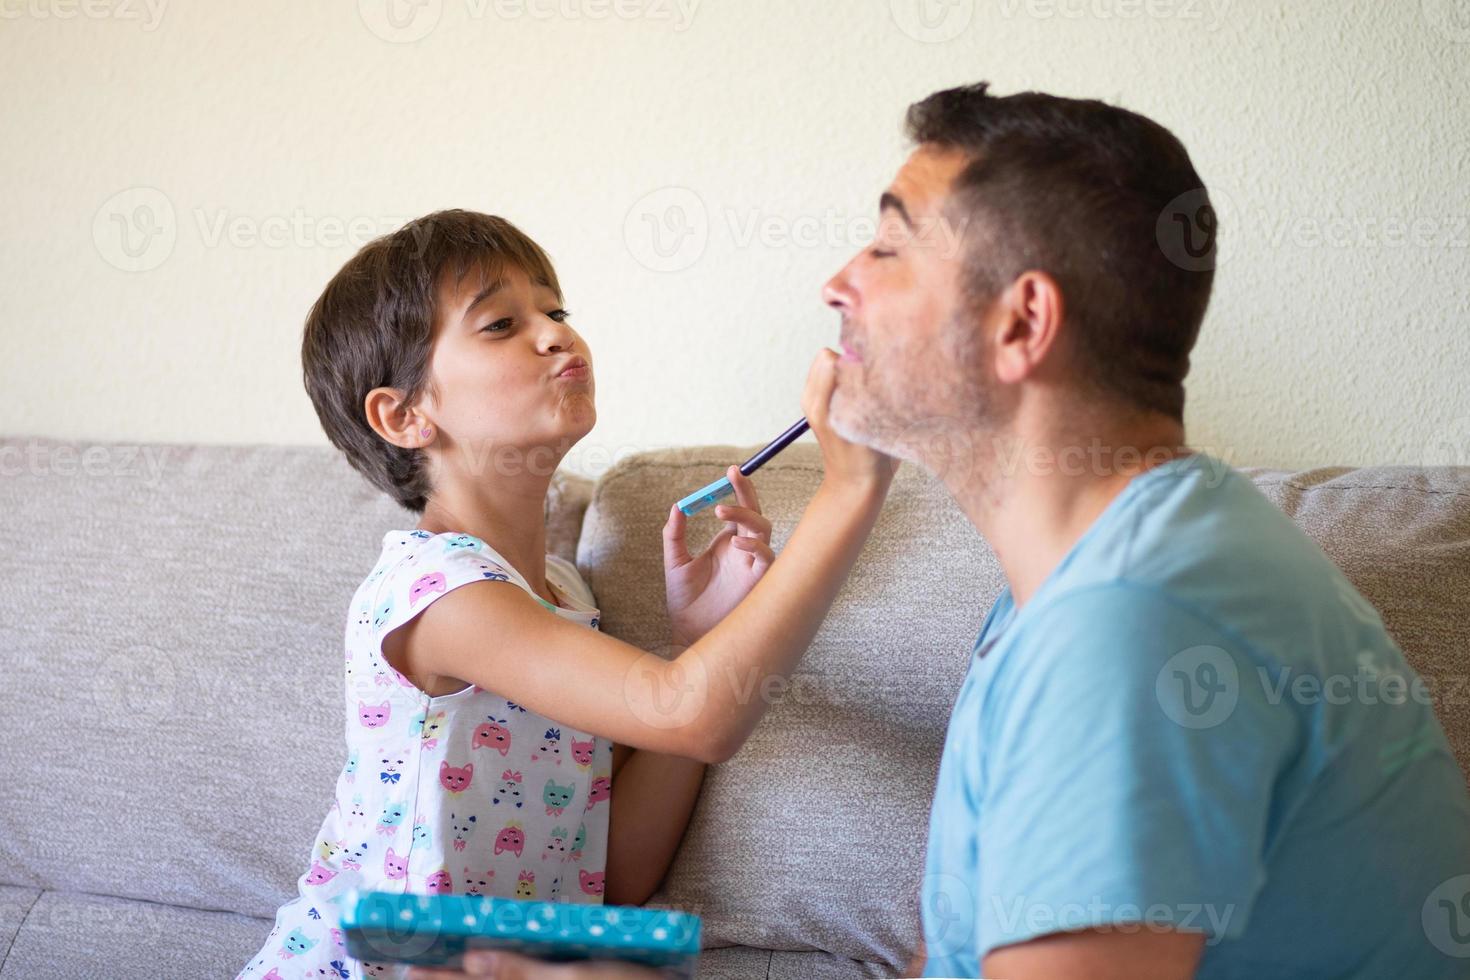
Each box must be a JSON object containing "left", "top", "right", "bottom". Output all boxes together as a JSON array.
[
  {"left": 302, "top": 209, "right": 561, "bottom": 513},
  {"left": 906, "top": 82, "right": 1215, "bottom": 422}
]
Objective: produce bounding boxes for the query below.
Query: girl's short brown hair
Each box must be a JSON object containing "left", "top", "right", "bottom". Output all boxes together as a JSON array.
[{"left": 302, "top": 209, "right": 561, "bottom": 513}]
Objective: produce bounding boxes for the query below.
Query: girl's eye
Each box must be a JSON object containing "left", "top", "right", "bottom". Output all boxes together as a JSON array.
[
  {"left": 548, "top": 309, "right": 571, "bottom": 322},
  {"left": 482, "top": 318, "right": 513, "bottom": 333},
  {"left": 869, "top": 248, "right": 896, "bottom": 260}
]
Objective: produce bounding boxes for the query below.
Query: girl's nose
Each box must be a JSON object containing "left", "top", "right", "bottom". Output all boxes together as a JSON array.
[{"left": 539, "top": 316, "right": 577, "bottom": 353}]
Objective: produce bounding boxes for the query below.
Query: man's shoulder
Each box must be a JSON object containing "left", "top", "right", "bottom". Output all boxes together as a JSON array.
[{"left": 1035, "top": 458, "right": 1355, "bottom": 657}]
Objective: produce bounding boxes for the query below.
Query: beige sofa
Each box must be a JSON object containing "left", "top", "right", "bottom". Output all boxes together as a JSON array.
[{"left": 0, "top": 436, "right": 1466, "bottom": 978}]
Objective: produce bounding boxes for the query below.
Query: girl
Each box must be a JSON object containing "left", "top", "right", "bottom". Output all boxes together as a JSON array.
[{"left": 237, "top": 210, "right": 896, "bottom": 979}]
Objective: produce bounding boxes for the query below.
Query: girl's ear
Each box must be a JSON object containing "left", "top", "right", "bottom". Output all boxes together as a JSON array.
[{"left": 365, "top": 386, "right": 434, "bottom": 449}]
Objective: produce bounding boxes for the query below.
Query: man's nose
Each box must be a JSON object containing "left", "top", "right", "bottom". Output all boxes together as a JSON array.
[{"left": 822, "top": 268, "right": 855, "bottom": 313}]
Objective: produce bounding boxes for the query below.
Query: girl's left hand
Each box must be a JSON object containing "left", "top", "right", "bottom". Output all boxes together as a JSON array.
[{"left": 662, "top": 465, "right": 775, "bottom": 648}]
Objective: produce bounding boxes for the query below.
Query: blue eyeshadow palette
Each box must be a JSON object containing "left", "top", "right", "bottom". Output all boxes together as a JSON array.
[{"left": 339, "top": 889, "right": 701, "bottom": 977}]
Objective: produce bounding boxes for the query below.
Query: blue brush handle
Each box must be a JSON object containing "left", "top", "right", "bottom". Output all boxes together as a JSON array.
[
  {"left": 676, "top": 416, "right": 809, "bottom": 517},
  {"left": 677, "top": 476, "right": 734, "bottom": 517}
]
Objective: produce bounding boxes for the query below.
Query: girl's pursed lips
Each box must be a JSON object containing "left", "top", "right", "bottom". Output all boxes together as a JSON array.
[{"left": 552, "top": 355, "right": 590, "bottom": 380}]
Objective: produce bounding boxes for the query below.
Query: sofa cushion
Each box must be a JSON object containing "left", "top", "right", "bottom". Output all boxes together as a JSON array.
[
  {"left": 0, "top": 886, "right": 39, "bottom": 969},
  {"left": 578, "top": 446, "right": 1470, "bottom": 970},
  {"left": 0, "top": 437, "right": 591, "bottom": 920},
  {"left": 1244, "top": 464, "right": 1470, "bottom": 771},
  {"left": 0, "top": 890, "right": 270, "bottom": 979}
]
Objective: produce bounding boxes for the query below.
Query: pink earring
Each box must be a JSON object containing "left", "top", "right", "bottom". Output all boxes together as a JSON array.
[{"left": 420, "top": 426, "right": 432, "bottom": 438}]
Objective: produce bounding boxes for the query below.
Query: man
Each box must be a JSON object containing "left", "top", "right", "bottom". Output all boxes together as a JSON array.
[
  {"left": 823, "top": 82, "right": 1470, "bottom": 978},
  {"left": 415, "top": 82, "right": 1470, "bottom": 980}
]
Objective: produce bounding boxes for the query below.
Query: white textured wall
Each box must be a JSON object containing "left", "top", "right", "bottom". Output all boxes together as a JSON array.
[{"left": 2, "top": 0, "right": 1467, "bottom": 478}]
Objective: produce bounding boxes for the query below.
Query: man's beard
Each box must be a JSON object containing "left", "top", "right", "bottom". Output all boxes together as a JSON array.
[{"left": 830, "top": 310, "right": 999, "bottom": 485}]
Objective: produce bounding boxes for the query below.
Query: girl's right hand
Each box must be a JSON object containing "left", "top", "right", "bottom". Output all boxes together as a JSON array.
[{"left": 802, "top": 348, "right": 900, "bottom": 497}]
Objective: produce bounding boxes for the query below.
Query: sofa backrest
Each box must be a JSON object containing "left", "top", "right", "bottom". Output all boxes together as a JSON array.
[{"left": 578, "top": 445, "right": 1470, "bottom": 968}]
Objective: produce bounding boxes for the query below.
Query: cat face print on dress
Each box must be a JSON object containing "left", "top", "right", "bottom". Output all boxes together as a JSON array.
[
  {"left": 371, "top": 595, "right": 394, "bottom": 632},
  {"left": 494, "top": 822, "right": 525, "bottom": 857},
  {"left": 439, "top": 760, "right": 474, "bottom": 793},
  {"left": 304, "top": 861, "right": 337, "bottom": 887},
  {"left": 377, "top": 801, "right": 405, "bottom": 835},
  {"left": 444, "top": 534, "right": 480, "bottom": 553},
  {"left": 280, "top": 927, "right": 317, "bottom": 957},
  {"left": 358, "top": 701, "right": 391, "bottom": 728},
  {"left": 425, "top": 868, "right": 453, "bottom": 894},
  {"left": 342, "top": 840, "right": 369, "bottom": 871},
  {"left": 418, "top": 710, "right": 447, "bottom": 749},
  {"left": 472, "top": 717, "right": 513, "bottom": 755},
  {"left": 450, "top": 811, "right": 477, "bottom": 851},
  {"left": 578, "top": 869, "right": 604, "bottom": 895},
  {"left": 383, "top": 846, "right": 408, "bottom": 879},
  {"left": 409, "top": 571, "right": 447, "bottom": 607},
  {"left": 478, "top": 562, "right": 511, "bottom": 583},
  {"left": 569, "top": 737, "right": 595, "bottom": 769},
  {"left": 570, "top": 823, "right": 586, "bottom": 859},
  {"left": 585, "top": 774, "right": 611, "bottom": 810},
  {"left": 494, "top": 770, "right": 523, "bottom": 808},
  {"left": 515, "top": 869, "right": 536, "bottom": 899},
  {"left": 462, "top": 866, "right": 495, "bottom": 896},
  {"left": 542, "top": 779, "right": 574, "bottom": 816},
  {"left": 542, "top": 826, "right": 569, "bottom": 861},
  {"left": 378, "top": 752, "right": 405, "bottom": 785},
  {"left": 531, "top": 728, "right": 562, "bottom": 764}
]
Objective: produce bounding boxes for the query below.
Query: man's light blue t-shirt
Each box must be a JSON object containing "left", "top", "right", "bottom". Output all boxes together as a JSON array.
[{"left": 920, "top": 453, "right": 1470, "bottom": 979}]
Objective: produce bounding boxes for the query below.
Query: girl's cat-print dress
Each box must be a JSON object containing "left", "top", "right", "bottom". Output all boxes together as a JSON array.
[{"left": 237, "top": 530, "right": 614, "bottom": 980}]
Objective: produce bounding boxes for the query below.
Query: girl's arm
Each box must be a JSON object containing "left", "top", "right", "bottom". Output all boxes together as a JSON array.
[
  {"left": 386, "top": 351, "right": 898, "bottom": 763},
  {"left": 603, "top": 742, "right": 705, "bottom": 906}
]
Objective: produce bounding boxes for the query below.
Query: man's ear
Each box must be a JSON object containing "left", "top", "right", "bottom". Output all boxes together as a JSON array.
[
  {"left": 365, "top": 387, "right": 433, "bottom": 450},
  {"left": 992, "top": 270, "right": 1064, "bottom": 385}
]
